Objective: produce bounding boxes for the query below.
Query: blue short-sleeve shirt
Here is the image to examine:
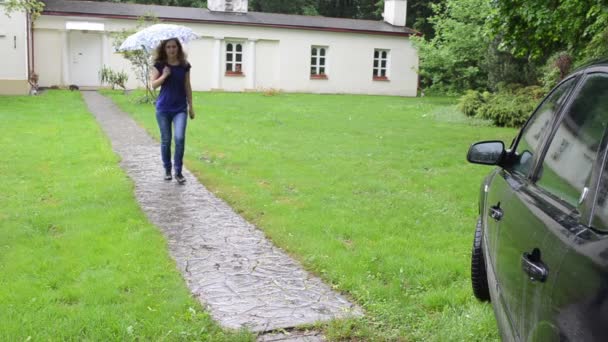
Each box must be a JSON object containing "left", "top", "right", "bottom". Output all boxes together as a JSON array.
[{"left": 154, "top": 62, "right": 191, "bottom": 114}]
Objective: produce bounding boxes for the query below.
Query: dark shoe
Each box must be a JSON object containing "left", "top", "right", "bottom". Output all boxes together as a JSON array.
[
  {"left": 176, "top": 173, "right": 186, "bottom": 184},
  {"left": 164, "top": 170, "right": 172, "bottom": 181}
]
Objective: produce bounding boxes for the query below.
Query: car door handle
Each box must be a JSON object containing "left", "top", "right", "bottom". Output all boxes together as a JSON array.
[
  {"left": 489, "top": 205, "right": 503, "bottom": 221},
  {"left": 522, "top": 250, "right": 548, "bottom": 283}
]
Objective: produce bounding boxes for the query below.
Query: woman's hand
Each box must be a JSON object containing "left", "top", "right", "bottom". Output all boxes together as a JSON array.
[
  {"left": 150, "top": 66, "right": 170, "bottom": 89},
  {"left": 188, "top": 105, "right": 195, "bottom": 120}
]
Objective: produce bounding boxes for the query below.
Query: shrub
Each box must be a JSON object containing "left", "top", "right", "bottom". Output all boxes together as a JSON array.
[
  {"left": 541, "top": 51, "right": 574, "bottom": 92},
  {"left": 476, "top": 87, "right": 540, "bottom": 127},
  {"left": 99, "top": 66, "right": 129, "bottom": 91},
  {"left": 459, "top": 84, "right": 545, "bottom": 127},
  {"left": 513, "top": 85, "right": 545, "bottom": 100},
  {"left": 458, "top": 90, "right": 484, "bottom": 117}
]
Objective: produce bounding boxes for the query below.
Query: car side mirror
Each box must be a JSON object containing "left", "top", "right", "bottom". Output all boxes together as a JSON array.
[{"left": 467, "top": 141, "right": 505, "bottom": 166}]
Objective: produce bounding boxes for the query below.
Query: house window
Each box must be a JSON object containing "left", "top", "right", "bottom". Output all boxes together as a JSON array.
[
  {"left": 373, "top": 49, "right": 389, "bottom": 81},
  {"left": 226, "top": 42, "right": 244, "bottom": 76},
  {"left": 310, "top": 46, "right": 328, "bottom": 79}
]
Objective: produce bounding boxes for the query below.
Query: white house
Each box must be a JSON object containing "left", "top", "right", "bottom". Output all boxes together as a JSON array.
[
  {"left": 0, "top": 3, "right": 31, "bottom": 95},
  {"left": 0, "top": 0, "right": 419, "bottom": 96}
]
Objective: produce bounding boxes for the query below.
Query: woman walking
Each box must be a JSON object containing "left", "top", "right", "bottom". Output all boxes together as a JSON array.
[{"left": 150, "top": 38, "right": 195, "bottom": 184}]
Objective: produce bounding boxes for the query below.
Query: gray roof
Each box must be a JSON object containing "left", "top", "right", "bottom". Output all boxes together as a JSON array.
[{"left": 41, "top": 0, "right": 417, "bottom": 37}]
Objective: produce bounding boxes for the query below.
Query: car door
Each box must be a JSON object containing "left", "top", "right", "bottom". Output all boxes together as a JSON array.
[
  {"left": 484, "top": 75, "right": 579, "bottom": 341},
  {"left": 535, "top": 69, "right": 608, "bottom": 341}
]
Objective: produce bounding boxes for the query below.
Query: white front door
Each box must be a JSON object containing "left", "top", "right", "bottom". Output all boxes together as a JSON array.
[{"left": 69, "top": 31, "right": 102, "bottom": 87}]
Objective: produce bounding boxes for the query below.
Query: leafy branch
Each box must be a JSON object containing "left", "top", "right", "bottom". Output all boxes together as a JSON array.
[
  {"left": 3, "top": 0, "right": 45, "bottom": 20},
  {"left": 110, "top": 14, "right": 160, "bottom": 103}
]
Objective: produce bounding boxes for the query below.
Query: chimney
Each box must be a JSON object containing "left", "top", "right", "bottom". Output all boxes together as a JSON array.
[
  {"left": 382, "top": 0, "right": 407, "bottom": 27},
  {"left": 208, "top": 0, "right": 248, "bottom": 13}
]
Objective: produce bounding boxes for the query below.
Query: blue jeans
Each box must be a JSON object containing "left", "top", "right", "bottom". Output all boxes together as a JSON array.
[{"left": 156, "top": 111, "right": 187, "bottom": 174}]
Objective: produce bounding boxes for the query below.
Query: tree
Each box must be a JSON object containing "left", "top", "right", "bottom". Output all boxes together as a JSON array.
[
  {"left": 316, "top": 0, "right": 359, "bottom": 18},
  {"left": 111, "top": 14, "right": 160, "bottom": 102},
  {"left": 249, "top": 0, "right": 316, "bottom": 15},
  {"left": 579, "top": 7, "right": 608, "bottom": 62},
  {"left": 412, "top": 0, "right": 492, "bottom": 93},
  {"left": 484, "top": 38, "right": 539, "bottom": 91},
  {"left": 87, "top": 0, "right": 207, "bottom": 8},
  {"left": 3, "top": 0, "right": 45, "bottom": 19},
  {"left": 490, "top": 0, "right": 608, "bottom": 61}
]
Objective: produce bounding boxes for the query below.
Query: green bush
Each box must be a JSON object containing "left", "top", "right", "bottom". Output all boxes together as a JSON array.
[
  {"left": 541, "top": 51, "right": 574, "bottom": 92},
  {"left": 458, "top": 85, "right": 545, "bottom": 127},
  {"left": 513, "top": 85, "right": 545, "bottom": 100},
  {"left": 477, "top": 87, "right": 541, "bottom": 127},
  {"left": 458, "top": 90, "right": 485, "bottom": 117},
  {"left": 99, "top": 65, "right": 129, "bottom": 91}
]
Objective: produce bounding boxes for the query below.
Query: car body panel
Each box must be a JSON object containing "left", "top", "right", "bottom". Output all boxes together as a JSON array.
[
  {"left": 472, "top": 62, "right": 608, "bottom": 341},
  {"left": 550, "top": 227, "right": 608, "bottom": 341}
]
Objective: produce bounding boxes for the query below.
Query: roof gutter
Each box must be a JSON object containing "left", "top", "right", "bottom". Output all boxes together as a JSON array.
[{"left": 42, "top": 11, "right": 417, "bottom": 37}]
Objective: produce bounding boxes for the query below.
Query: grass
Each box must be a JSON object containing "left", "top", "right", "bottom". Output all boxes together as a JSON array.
[
  {"left": 0, "top": 91, "right": 252, "bottom": 341},
  {"left": 104, "top": 90, "right": 518, "bottom": 341}
]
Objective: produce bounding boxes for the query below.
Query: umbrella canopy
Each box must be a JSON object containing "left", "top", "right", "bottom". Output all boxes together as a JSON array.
[{"left": 118, "top": 24, "right": 199, "bottom": 52}]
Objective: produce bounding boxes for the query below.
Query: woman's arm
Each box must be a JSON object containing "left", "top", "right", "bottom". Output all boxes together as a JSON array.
[
  {"left": 150, "top": 65, "right": 170, "bottom": 89},
  {"left": 185, "top": 71, "right": 195, "bottom": 119}
]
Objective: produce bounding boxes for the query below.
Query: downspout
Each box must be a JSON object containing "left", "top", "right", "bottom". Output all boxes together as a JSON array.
[
  {"left": 30, "top": 13, "right": 34, "bottom": 77},
  {"left": 26, "top": 13, "right": 30, "bottom": 78},
  {"left": 26, "top": 11, "right": 38, "bottom": 94}
]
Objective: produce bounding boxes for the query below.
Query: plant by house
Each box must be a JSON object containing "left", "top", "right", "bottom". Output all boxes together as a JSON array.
[
  {"left": 99, "top": 65, "right": 129, "bottom": 92},
  {"left": 110, "top": 14, "right": 159, "bottom": 103}
]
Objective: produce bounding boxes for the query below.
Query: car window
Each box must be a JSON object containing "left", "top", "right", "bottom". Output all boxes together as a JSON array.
[
  {"left": 511, "top": 77, "right": 577, "bottom": 177},
  {"left": 536, "top": 73, "right": 608, "bottom": 207}
]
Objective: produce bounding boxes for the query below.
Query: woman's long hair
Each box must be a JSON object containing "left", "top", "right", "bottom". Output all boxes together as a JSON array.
[{"left": 153, "top": 38, "right": 188, "bottom": 65}]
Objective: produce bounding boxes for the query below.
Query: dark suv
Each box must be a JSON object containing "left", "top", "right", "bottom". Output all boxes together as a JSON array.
[{"left": 467, "top": 61, "right": 608, "bottom": 341}]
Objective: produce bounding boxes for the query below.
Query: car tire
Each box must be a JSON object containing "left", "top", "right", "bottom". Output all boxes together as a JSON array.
[{"left": 471, "top": 217, "right": 491, "bottom": 302}]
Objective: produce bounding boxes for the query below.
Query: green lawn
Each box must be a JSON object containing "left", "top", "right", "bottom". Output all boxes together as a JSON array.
[
  {"left": 0, "top": 91, "right": 252, "bottom": 341},
  {"left": 105, "top": 90, "right": 518, "bottom": 341}
]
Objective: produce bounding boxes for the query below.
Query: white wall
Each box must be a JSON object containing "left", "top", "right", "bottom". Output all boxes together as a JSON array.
[
  {"left": 0, "top": 6, "right": 28, "bottom": 80},
  {"left": 34, "top": 15, "right": 419, "bottom": 96},
  {"left": 274, "top": 29, "right": 418, "bottom": 95},
  {"left": 256, "top": 40, "right": 280, "bottom": 90},
  {"left": 35, "top": 16, "right": 139, "bottom": 88},
  {"left": 184, "top": 37, "right": 214, "bottom": 90},
  {"left": 186, "top": 22, "right": 418, "bottom": 96},
  {"left": 33, "top": 29, "right": 63, "bottom": 86}
]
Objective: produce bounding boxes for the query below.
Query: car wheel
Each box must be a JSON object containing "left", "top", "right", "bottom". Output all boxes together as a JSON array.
[{"left": 471, "top": 217, "right": 490, "bottom": 302}]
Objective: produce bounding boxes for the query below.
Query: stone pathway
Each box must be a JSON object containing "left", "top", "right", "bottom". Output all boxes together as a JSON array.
[{"left": 81, "top": 91, "right": 362, "bottom": 338}]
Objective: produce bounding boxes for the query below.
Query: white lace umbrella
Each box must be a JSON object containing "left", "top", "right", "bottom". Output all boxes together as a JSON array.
[{"left": 118, "top": 23, "right": 199, "bottom": 52}]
